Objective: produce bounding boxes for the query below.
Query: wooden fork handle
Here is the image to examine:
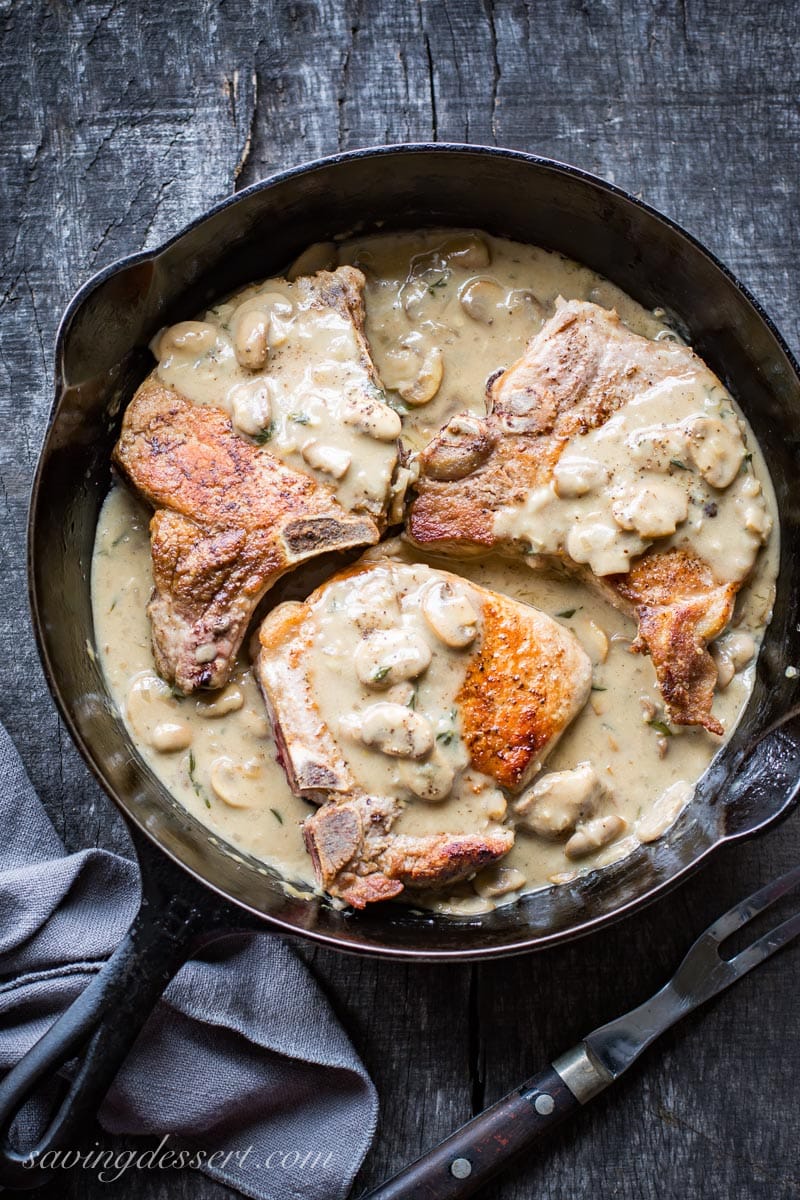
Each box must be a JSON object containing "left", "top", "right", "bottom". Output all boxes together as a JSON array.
[{"left": 360, "top": 1063, "right": 582, "bottom": 1199}]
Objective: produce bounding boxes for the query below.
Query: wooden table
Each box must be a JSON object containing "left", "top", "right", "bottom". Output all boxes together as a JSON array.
[{"left": 2, "top": 3, "right": 799, "bottom": 1197}]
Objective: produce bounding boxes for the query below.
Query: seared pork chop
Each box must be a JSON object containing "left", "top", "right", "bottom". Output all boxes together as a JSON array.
[
  {"left": 113, "top": 379, "right": 379, "bottom": 693},
  {"left": 408, "top": 300, "right": 772, "bottom": 734},
  {"left": 116, "top": 265, "right": 404, "bottom": 692},
  {"left": 256, "top": 559, "right": 591, "bottom": 906}
]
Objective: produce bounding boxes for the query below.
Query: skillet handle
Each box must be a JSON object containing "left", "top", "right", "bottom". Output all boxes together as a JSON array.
[{"left": 0, "top": 836, "right": 228, "bottom": 1189}]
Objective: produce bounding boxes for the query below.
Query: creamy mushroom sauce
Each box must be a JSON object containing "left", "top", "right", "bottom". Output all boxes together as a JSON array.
[
  {"left": 306, "top": 562, "right": 502, "bottom": 810},
  {"left": 91, "top": 229, "right": 779, "bottom": 916},
  {"left": 153, "top": 273, "right": 399, "bottom": 518},
  {"left": 493, "top": 374, "right": 771, "bottom": 579}
]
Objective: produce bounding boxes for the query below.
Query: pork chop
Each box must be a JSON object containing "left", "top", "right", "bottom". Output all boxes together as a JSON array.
[
  {"left": 408, "top": 299, "right": 772, "bottom": 734},
  {"left": 113, "top": 379, "right": 379, "bottom": 693},
  {"left": 256, "top": 558, "right": 591, "bottom": 906}
]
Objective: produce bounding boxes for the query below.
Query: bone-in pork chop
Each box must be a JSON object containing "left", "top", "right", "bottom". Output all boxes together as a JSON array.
[
  {"left": 408, "top": 299, "right": 772, "bottom": 734},
  {"left": 114, "top": 263, "right": 407, "bottom": 693},
  {"left": 114, "top": 379, "right": 379, "bottom": 693},
  {"left": 256, "top": 559, "right": 591, "bottom": 906}
]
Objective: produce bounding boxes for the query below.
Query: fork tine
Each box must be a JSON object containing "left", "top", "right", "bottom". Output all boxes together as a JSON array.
[
  {"left": 705, "top": 863, "right": 800, "bottom": 945},
  {"left": 728, "top": 910, "right": 800, "bottom": 976}
]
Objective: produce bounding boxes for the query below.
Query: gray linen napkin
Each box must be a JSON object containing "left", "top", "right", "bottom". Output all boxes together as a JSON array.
[{"left": 0, "top": 723, "right": 378, "bottom": 1199}]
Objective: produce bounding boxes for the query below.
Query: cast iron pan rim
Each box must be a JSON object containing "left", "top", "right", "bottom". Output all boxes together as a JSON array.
[
  {"left": 48, "top": 141, "right": 800, "bottom": 399},
  {"left": 26, "top": 142, "right": 800, "bottom": 961}
]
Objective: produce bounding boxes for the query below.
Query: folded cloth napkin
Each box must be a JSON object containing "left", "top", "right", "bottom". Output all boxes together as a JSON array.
[{"left": 0, "top": 723, "right": 378, "bottom": 1200}]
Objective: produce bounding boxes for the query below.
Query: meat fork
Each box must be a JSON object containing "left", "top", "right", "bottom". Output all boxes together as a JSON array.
[{"left": 362, "top": 865, "right": 800, "bottom": 1199}]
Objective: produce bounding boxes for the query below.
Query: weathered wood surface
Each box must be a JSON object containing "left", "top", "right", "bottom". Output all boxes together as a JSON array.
[{"left": 2, "top": 2, "right": 799, "bottom": 1198}]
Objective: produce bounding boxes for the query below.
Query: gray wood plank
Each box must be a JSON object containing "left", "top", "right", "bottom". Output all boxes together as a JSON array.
[{"left": 1, "top": 2, "right": 798, "bottom": 1198}]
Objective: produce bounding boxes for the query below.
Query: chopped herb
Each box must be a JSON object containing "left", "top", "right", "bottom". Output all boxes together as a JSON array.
[
  {"left": 270, "top": 808, "right": 284, "bottom": 825},
  {"left": 254, "top": 422, "right": 275, "bottom": 444},
  {"left": 649, "top": 719, "right": 673, "bottom": 737},
  {"left": 108, "top": 597, "right": 118, "bottom": 612},
  {"left": 449, "top": 707, "right": 457, "bottom": 721},
  {"left": 670, "top": 458, "right": 689, "bottom": 470},
  {"left": 427, "top": 275, "right": 448, "bottom": 295},
  {"left": 436, "top": 730, "right": 455, "bottom": 746},
  {"left": 288, "top": 412, "right": 310, "bottom": 424},
  {"left": 556, "top": 608, "right": 577, "bottom": 619},
  {"left": 406, "top": 688, "right": 417, "bottom": 710},
  {"left": 591, "top": 685, "right": 607, "bottom": 692},
  {"left": 170, "top": 685, "right": 186, "bottom": 700},
  {"left": 372, "top": 665, "right": 391, "bottom": 683},
  {"left": 744, "top": 452, "right": 753, "bottom": 463},
  {"left": 188, "top": 751, "right": 211, "bottom": 807},
  {"left": 703, "top": 501, "right": 718, "bottom": 518}
]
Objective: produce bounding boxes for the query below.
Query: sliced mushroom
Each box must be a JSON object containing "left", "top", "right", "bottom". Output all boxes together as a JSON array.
[
  {"left": 397, "top": 751, "right": 455, "bottom": 801},
  {"left": 481, "top": 788, "right": 508, "bottom": 821},
  {"left": 234, "top": 309, "right": 269, "bottom": 370},
  {"left": 210, "top": 756, "right": 260, "bottom": 807},
  {"left": 735, "top": 479, "right": 772, "bottom": 539},
  {"left": 507, "top": 288, "right": 545, "bottom": 321},
  {"left": 359, "top": 703, "right": 434, "bottom": 758},
  {"left": 154, "top": 321, "right": 218, "bottom": 360},
  {"left": 440, "top": 233, "right": 491, "bottom": 269},
  {"left": 398, "top": 346, "right": 444, "bottom": 407},
  {"left": 196, "top": 684, "right": 245, "bottom": 718},
  {"left": 348, "top": 575, "right": 401, "bottom": 633},
  {"left": 581, "top": 620, "right": 609, "bottom": 665},
  {"left": 150, "top": 721, "right": 193, "bottom": 753},
  {"left": 711, "top": 630, "right": 756, "bottom": 689},
  {"left": 301, "top": 440, "right": 352, "bottom": 480},
  {"left": 473, "top": 865, "right": 526, "bottom": 899},
  {"left": 126, "top": 672, "right": 185, "bottom": 750},
  {"left": 341, "top": 395, "right": 402, "bottom": 441},
  {"left": 354, "top": 629, "right": 432, "bottom": 688},
  {"left": 514, "top": 762, "right": 604, "bottom": 838},
  {"left": 231, "top": 292, "right": 294, "bottom": 353},
  {"left": 420, "top": 415, "right": 495, "bottom": 481},
  {"left": 229, "top": 379, "right": 274, "bottom": 437},
  {"left": 611, "top": 481, "right": 689, "bottom": 539},
  {"left": 421, "top": 580, "right": 479, "bottom": 648},
  {"left": 553, "top": 455, "right": 609, "bottom": 498},
  {"left": 566, "top": 518, "right": 646, "bottom": 576},
  {"left": 459, "top": 277, "right": 506, "bottom": 324},
  {"left": 685, "top": 415, "right": 745, "bottom": 488},
  {"left": 565, "top": 814, "right": 627, "bottom": 859}
]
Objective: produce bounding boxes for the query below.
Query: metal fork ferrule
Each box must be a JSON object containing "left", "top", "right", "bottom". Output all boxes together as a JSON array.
[{"left": 552, "top": 1044, "right": 614, "bottom": 1104}]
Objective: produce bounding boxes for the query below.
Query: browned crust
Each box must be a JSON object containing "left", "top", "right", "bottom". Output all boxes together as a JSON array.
[
  {"left": 410, "top": 431, "right": 562, "bottom": 548},
  {"left": 114, "top": 378, "right": 379, "bottom": 691},
  {"left": 458, "top": 591, "right": 592, "bottom": 791},
  {"left": 303, "top": 796, "right": 514, "bottom": 909},
  {"left": 611, "top": 548, "right": 736, "bottom": 736}
]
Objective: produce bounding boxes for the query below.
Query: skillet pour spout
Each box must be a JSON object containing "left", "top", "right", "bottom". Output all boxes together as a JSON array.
[{"left": 25, "top": 149, "right": 800, "bottom": 949}]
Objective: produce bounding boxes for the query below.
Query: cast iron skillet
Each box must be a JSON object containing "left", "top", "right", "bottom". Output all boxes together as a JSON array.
[{"left": 1, "top": 144, "right": 799, "bottom": 1185}]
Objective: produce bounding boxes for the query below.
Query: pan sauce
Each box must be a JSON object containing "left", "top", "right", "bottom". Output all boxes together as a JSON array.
[{"left": 91, "top": 230, "right": 778, "bottom": 915}]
